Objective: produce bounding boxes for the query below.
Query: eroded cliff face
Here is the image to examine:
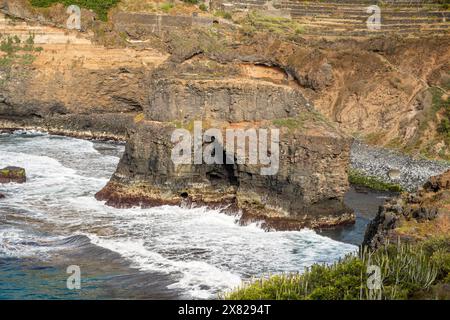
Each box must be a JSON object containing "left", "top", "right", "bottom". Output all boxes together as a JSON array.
[
  {"left": 0, "top": 10, "right": 168, "bottom": 139},
  {"left": 363, "top": 170, "right": 450, "bottom": 249},
  {"left": 2, "top": 3, "right": 449, "bottom": 152},
  {"left": 96, "top": 60, "right": 354, "bottom": 230},
  {"left": 1, "top": 2, "right": 448, "bottom": 229},
  {"left": 157, "top": 29, "right": 450, "bottom": 159}
]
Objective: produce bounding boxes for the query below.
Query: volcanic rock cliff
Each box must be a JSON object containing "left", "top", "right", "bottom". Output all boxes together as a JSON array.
[
  {"left": 96, "top": 60, "right": 354, "bottom": 229},
  {"left": 0, "top": 1, "right": 449, "bottom": 229},
  {"left": 0, "top": 3, "right": 168, "bottom": 140},
  {"left": 364, "top": 169, "right": 450, "bottom": 249}
]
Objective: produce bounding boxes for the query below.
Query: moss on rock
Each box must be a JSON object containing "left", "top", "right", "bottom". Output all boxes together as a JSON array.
[
  {"left": 349, "top": 168, "right": 403, "bottom": 192},
  {"left": 0, "top": 166, "right": 27, "bottom": 184}
]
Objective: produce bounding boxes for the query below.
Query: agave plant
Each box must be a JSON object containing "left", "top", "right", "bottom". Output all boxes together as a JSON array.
[{"left": 360, "top": 240, "right": 438, "bottom": 299}]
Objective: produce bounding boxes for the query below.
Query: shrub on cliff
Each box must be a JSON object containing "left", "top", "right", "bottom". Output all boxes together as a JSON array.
[
  {"left": 240, "top": 11, "right": 305, "bottom": 37},
  {"left": 160, "top": 2, "right": 174, "bottom": 13},
  {"left": 225, "top": 239, "right": 449, "bottom": 300},
  {"left": 225, "top": 257, "right": 365, "bottom": 300},
  {"left": 30, "top": 0, "right": 120, "bottom": 21},
  {"left": 435, "top": 86, "right": 450, "bottom": 144},
  {"left": 421, "top": 236, "right": 450, "bottom": 281},
  {"left": 214, "top": 10, "right": 232, "bottom": 20},
  {"left": 0, "top": 35, "right": 42, "bottom": 86}
]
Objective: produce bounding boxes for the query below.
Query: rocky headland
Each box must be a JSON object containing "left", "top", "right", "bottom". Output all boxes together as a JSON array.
[
  {"left": 364, "top": 169, "right": 450, "bottom": 249},
  {"left": 0, "top": 0, "right": 449, "bottom": 230},
  {"left": 95, "top": 60, "right": 354, "bottom": 230}
]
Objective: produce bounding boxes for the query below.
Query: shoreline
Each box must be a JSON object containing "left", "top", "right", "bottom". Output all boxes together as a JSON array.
[
  {"left": 2, "top": 127, "right": 356, "bottom": 232},
  {"left": 350, "top": 140, "right": 450, "bottom": 192},
  {"left": 95, "top": 180, "right": 357, "bottom": 232},
  {"left": 0, "top": 125, "right": 126, "bottom": 143},
  {"left": 4, "top": 125, "right": 447, "bottom": 237}
]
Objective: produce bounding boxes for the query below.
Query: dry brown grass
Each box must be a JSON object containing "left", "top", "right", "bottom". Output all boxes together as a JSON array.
[
  {"left": 396, "top": 212, "right": 450, "bottom": 241},
  {"left": 117, "top": 0, "right": 205, "bottom": 16}
]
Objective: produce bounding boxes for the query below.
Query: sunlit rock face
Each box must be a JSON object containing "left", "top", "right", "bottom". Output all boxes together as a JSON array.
[{"left": 97, "top": 61, "right": 355, "bottom": 230}]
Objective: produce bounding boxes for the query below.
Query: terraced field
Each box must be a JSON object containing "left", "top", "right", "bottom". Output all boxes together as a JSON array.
[{"left": 216, "top": 0, "right": 450, "bottom": 36}]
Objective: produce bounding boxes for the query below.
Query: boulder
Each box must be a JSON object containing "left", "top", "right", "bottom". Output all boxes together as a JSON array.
[
  {"left": 364, "top": 170, "right": 449, "bottom": 249},
  {"left": 424, "top": 170, "right": 450, "bottom": 192},
  {"left": 0, "top": 166, "right": 26, "bottom": 184},
  {"left": 412, "top": 207, "right": 439, "bottom": 221}
]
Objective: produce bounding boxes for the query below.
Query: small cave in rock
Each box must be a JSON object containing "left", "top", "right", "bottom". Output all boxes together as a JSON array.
[
  {"left": 180, "top": 192, "right": 189, "bottom": 199},
  {"left": 225, "top": 163, "right": 239, "bottom": 186},
  {"left": 223, "top": 149, "right": 239, "bottom": 187},
  {"left": 202, "top": 139, "right": 239, "bottom": 187},
  {"left": 206, "top": 151, "right": 239, "bottom": 187},
  {"left": 207, "top": 171, "right": 224, "bottom": 182}
]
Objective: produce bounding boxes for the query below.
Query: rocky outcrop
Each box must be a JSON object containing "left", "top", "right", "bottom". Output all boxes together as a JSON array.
[
  {"left": 0, "top": 10, "right": 168, "bottom": 140},
  {"left": 1, "top": 3, "right": 449, "bottom": 155},
  {"left": 363, "top": 170, "right": 450, "bottom": 249},
  {"left": 3, "top": 1, "right": 447, "bottom": 230},
  {"left": 96, "top": 60, "right": 355, "bottom": 230},
  {"left": 0, "top": 166, "right": 26, "bottom": 184}
]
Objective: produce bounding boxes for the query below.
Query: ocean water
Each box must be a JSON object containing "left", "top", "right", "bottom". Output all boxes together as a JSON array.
[{"left": 0, "top": 131, "right": 358, "bottom": 299}]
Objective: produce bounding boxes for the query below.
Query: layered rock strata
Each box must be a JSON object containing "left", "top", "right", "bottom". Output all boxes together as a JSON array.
[
  {"left": 0, "top": 10, "right": 168, "bottom": 140},
  {"left": 96, "top": 61, "right": 355, "bottom": 230}
]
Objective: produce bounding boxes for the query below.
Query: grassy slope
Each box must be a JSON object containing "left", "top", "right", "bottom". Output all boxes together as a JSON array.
[{"left": 29, "top": 0, "right": 120, "bottom": 21}]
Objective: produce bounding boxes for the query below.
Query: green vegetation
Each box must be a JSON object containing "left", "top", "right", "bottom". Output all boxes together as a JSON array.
[
  {"left": 364, "top": 131, "right": 387, "bottom": 145},
  {"left": 182, "top": 0, "right": 199, "bottom": 4},
  {"left": 214, "top": 10, "right": 232, "bottom": 20},
  {"left": 29, "top": 0, "right": 120, "bottom": 21},
  {"left": 199, "top": 4, "right": 207, "bottom": 12},
  {"left": 272, "top": 118, "right": 303, "bottom": 130},
  {"left": 0, "top": 34, "right": 43, "bottom": 86},
  {"left": 348, "top": 168, "right": 403, "bottom": 192},
  {"left": 160, "top": 2, "right": 174, "bottom": 13},
  {"left": 400, "top": 85, "right": 450, "bottom": 161},
  {"left": 435, "top": 0, "right": 450, "bottom": 10},
  {"left": 435, "top": 86, "right": 450, "bottom": 143},
  {"left": 1, "top": 34, "right": 43, "bottom": 62},
  {"left": 241, "top": 11, "right": 305, "bottom": 37},
  {"left": 167, "top": 27, "right": 229, "bottom": 58},
  {"left": 422, "top": 236, "right": 450, "bottom": 282},
  {"left": 272, "top": 111, "right": 337, "bottom": 132},
  {"left": 418, "top": 87, "right": 448, "bottom": 133},
  {"left": 225, "top": 237, "right": 450, "bottom": 300}
]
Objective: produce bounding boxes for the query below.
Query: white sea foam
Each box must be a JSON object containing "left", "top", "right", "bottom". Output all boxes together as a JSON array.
[
  {"left": 0, "top": 227, "right": 70, "bottom": 259},
  {"left": 0, "top": 133, "right": 358, "bottom": 299}
]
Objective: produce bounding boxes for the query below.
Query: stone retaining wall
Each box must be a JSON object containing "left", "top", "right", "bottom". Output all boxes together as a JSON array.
[{"left": 112, "top": 12, "right": 214, "bottom": 35}]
